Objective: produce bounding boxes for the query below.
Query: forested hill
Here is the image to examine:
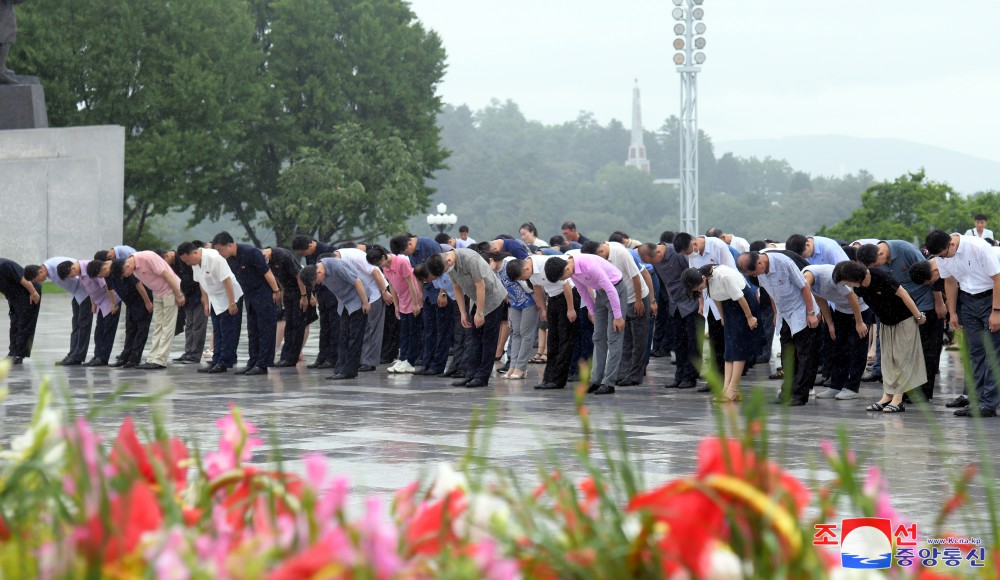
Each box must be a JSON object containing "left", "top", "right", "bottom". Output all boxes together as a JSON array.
[{"left": 410, "top": 100, "right": 882, "bottom": 244}]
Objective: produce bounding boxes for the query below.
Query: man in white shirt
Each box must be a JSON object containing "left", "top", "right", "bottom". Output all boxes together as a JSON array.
[
  {"left": 706, "top": 227, "right": 750, "bottom": 254},
  {"left": 925, "top": 230, "right": 1000, "bottom": 417},
  {"left": 964, "top": 213, "right": 994, "bottom": 241},
  {"left": 455, "top": 225, "right": 477, "bottom": 249},
  {"left": 178, "top": 242, "right": 243, "bottom": 373}
]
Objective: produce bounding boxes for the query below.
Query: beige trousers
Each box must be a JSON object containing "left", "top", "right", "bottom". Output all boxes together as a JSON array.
[{"left": 146, "top": 295, "right": 179, "bottom": 366}]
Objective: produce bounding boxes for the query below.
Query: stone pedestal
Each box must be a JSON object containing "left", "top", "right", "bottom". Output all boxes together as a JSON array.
[
  {"left": 0, "top": 76, "right": 48, "bottom": 130},
  {"left": 0, "top": 126, "right": 125, "bottom": 266}
]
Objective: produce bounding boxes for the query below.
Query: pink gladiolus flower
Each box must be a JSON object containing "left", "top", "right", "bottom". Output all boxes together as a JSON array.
[
  {"left": 146, "top": 527, "right": 190, "bottom": 580},
  {"left": 359, "top": 497, "right": 402, "bottom": 579},
  {"left": 819, "top": 440, "right": 835, "bottom": 461},
  {"left": 472, "top": 539, "right": 522, "bottom": 580},
  {"left": 204, "top": 409, "right": 262, "bottom": 479},
  {"left": 863, "top": 467, "right": 900, "bottom": 523}
]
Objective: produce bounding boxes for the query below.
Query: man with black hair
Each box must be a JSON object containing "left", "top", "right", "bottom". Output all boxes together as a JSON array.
[
  {"left": 675, "top": 232, "right": 735, "bottom": 386},
  {"left": 965, "top": 213, "right": 993, "bottom": 239},
  {"left": 649, "top": 232, "right": 676, "bottom": 358},
  {"left": 111, "top": 251, "right": 186, "bottom": 369},
  {"left": 74, "top": 260, "right": 121, "bottom": 367},
  {"left": 738, "top": 251, "right": 821, "bottom": 406},
  {"left": 925, "top": 229, "right": 1000, "bottom": 417},
  {"left": 95, "top": 249, "right": 155, "bottom": 368},
  {"left": 299, "top": 257, "right": 370, "bottom": 380},
  {"left": 544, "top": 253, "right": 626, "bottom": 395},
  {"left": 213, "top": 232, "right": 280, "bottom": 375},
  {"left": 427, "top": 248, "right": 506, "bottom": 388},
  {"left": 506, "top": 255, "right": 579, "bottom": 390},
  {"left": 639, "top": 241, "right": 700, "bottom": 389},
  {"left": 262, "top": 246, "right": 308, "bottom": 367},
  {"left": 292, "top": 235, "right": 339, "bottom": 369},
  {"left": 38, "top": 256, "right": 92, "bottom": 365},
  {"left": 560, "top": 221, "right": 590, "bottom": 245},
  {"left": 1, "top": 258, "right": 41, "bottom": 363},
  {"left": 785, "top": 234, "right": 849, "bottom": 266},
  {"left": 178, "top": 242, "right": 243, "bottom": 373},
  {"left": 705, "top": 227, "right": 751, "bottom": 254},
  {"left": 392, "top": 233, "right": 445, "bottom": 371},
  {"left": 166, "top": 242, "right": 206, "bottom": 365},
  {"left": 456, "top": 225, "right": 476, "bottom": 249},
  {"left": 857, "top": 240, "right": 946, "bottom": 401}
]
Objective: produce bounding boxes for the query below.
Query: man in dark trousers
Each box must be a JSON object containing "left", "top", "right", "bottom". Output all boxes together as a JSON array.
[
  {"left": 264, "top": 246, "right": 309, "bottom": 367},
  {"left": 94, "top": 250, "right": 154, "bottom": 368},
  {"left": 638, "top": 242, "right": 701, "bottom": 389},
  {"left": 213, "top": 232, "right": 281, "bottom": 375},
  {"left": 292, "top": 235, "right": 339, "bottom": 369},
  {"left": 1, "top": 258, "right": 41, "bottom": 363},
  {"left": 36, "top": 256, "right": 92, "bottom": 365},
  {"left": 300, "top": 257, "right": 370, "bottom": 380}
]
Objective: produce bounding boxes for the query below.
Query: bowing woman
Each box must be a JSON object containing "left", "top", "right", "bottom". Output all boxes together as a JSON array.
[{"left": 682, "top": 264, "right": 762, "bottom": 402}]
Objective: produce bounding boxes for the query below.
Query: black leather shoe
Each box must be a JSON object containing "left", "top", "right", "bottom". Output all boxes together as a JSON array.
[
  {"left": 208, "top": 365, "right": 228, "bottom": 374},
  {"left": 12, "top": 357, "right": 23, "bottom": 364},
  {"left": 534, "top": 383, "right": 564, "bottom": 390},
  {"left": 307, "top": 361, "right": 325, "bottom": 369},
  {"left": 861, "top": 371, "right": 882, "bottom": 382},
  {"left": 274, "top": 360, "right": 296, "bottom": 368},
  {"left": 173, "top": 356, "right": 197, "bottom": 364},
  {"left": 696, "top": 385, "right": 711, "bottom": 393},
  {"left": 136, "top": 363, "right": 166, "bottom": 370},
  {"left": 567, "top": 373, "right": 579, "bottom": 382},
  {"left": 317, "top": 361, "right": 335, "bottom": 369},
  {"left": 677, "top": 379, "right": 697, "bottom": 389},
  {"left": 441, "top": 368, "right": 459, "bottom": 377},
  {"left": 465, "top": 378, "right": 488, "bottom": 388},
  {"left": 451, "top": 370, "right": 466, "bottom": 379},
  {"left": 946, "top": 395, "right": 969, "bottom": 408},
  {"left": 328, "top": 373, "right": 356, "bottom": 380},
  {"left": 414, "top": 368, "right": 438, "bottom": 376},
  {"left": 109, "top": 359, "right": 127, "bottom": 368},
  {"left": 234, "top": 367, "right": 250, "bottom": 375},
  {"left": 587, "top": 383, "right": 602, "bottom": 394},
  {"left": 123, "top": 360, "right": 138, "bottom": 368},
  {"left": 243, "top": 367, "right": 267, "bottom": 376},
  {"left": 451, "top": 377, "right": 473, "bottom": 387},
  {"left": 197, "top": 365, "right": 215, "bottom": 373},
  {"left": 664, "top": 381, "right": 681, "bottom": 389},
  {"left": 954, "top": 407, "right": 997, "bottom": 417},
  {"left": 650, "top": 350, "right": 668, "bottom": 358},
  {"left": 787, "top": 398, "right": 809, "bottom": 407},
  {"left": 593, "top": 384, "right": 616, "bottom": 395},
  {"left": 85, "top": 358, "right": 107, "bottom": 367},
  {"left": 616, "top": 379, "right": 640, "bottom": 387},
  {"left": 58, "top": 358, "right": 84, "bottom": 366},
  {"left": 358, "top": 365, "right": 376, "bottom": 372},
  {"left": 496, "top": 363, "right": 510, "bottom": 374}
]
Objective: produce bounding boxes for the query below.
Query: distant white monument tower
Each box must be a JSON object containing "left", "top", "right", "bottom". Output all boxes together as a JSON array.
[{"left": 625, "top": 80, "right": 650, "bottom": 174}]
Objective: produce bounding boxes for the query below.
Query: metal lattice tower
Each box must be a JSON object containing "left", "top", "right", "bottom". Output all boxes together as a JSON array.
[{"left": 672, "top": 0, "right": 706, "bottom": 235}]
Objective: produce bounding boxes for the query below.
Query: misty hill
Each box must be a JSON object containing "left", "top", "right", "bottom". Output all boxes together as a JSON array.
[{"left": 716, "top": 135, "right": 999, "bottom": 195}]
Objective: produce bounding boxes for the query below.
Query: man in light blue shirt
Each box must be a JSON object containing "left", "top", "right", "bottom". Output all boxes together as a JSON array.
[
  {"left": 34, "top": 256, "right": 93, "bottom": 364},
  {"left": 300, "top": 257, "right": 370, "bottom": 380}
]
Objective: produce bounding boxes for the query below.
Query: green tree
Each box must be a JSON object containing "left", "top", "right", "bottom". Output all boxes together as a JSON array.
[
  {"left": 820, "top": 170, "right": 967, "bottom": 242},
  {"left": 195, "top": 0, "right": 448, "bottom": 246},
  {"left": 19, "top": 0, "right": 263, "bottom": 245},
  {"left": 271, "top": 124, "right": 427, "bottom": 244}
]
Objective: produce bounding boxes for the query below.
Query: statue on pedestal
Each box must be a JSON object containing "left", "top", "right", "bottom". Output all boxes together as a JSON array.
[{"left": 0, "top": 0, "right": 24, "bottom": 85}]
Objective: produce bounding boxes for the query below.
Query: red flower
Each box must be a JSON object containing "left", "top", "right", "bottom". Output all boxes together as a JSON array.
[
  {"left": 0, "top": 512, "right": 10, "bottom": 542},
  {"left": 110, "top": 417, "right": 189, "bottom": 490},
  {"left": 266, "top": 531, "right": 350, "bottom": 580},
  {"left": 77, "top": 481, "right": 164, "bottom": 563},
  {"left": 404, "top": 489, "right": 467, "bottom": 556}
]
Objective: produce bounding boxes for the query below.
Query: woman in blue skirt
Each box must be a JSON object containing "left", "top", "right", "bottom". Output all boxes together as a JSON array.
[{"left": 682, "top": 264, "right": 762, "bottom": 402}]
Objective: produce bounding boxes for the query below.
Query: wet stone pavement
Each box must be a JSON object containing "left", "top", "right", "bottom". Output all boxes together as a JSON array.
[{"left": 2, "top": 296, "right": 998, "bottom": 537}]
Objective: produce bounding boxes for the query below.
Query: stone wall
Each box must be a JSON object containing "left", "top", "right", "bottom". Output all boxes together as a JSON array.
[{"left": 0, "top": 126, "right": 125, "bottom": 266}]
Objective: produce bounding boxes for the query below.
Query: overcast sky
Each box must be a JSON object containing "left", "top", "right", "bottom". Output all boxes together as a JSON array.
[{"left": 406, "top": 0, "right": 1000, "bottom": 163}]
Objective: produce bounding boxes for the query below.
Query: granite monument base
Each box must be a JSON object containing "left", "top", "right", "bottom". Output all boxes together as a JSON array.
[{"left": 0, "top": 76, "right": 48, "bottom": 130}]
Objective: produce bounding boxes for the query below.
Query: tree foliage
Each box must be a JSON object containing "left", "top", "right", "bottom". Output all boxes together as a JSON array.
[
  {"left": 271, "top": 124, "right": 427, "bottom": 244},
  {"left": 18, "top": 0, "right": 263, "bottom": 246},
  {"left": 820, "top": 171, "right": 967, "bottom": 242}
]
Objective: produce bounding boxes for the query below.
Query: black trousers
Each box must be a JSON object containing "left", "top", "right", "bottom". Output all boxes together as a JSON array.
[
  {"left": 652, "top": 285, "right": 673, "bottom": 354},
  {"left": 917, "top": 309, "right": 944, "bottom": 400},
  {"left": 211, "top": 300, "right": 243, "bottom": 369},
  {"left": 672, "top": 309, "right": 701, "bottom": 383},
  {"left": 315, "top": 288, "right": 340, "bottom": 366},
  {"left": 244, "top": 287, "right": 277, "bottom": 369},
  {"left": 449, "top": 298, "right": 472, "bottom": 372},
  {"left": 279, "top": 290, "right": 307, "bottom": 363},
  {"left": 467, "top": 305, "right": 503, "bottom": 382},
  {"left": 429, "top": 298, "right": 455, "bottom": 373},
  {"left": 93, "top": 307, "right": 121, "bottom": 363},
  {"left": 706, "top": 310, "right": 725, "bottom": 378},
  {"left": 779, "top": 321, "right": 821, "bottom": 403},
  {"left": 381, "top": 301, "right": 400, "bottom": 363},
  {"left": 7, "top": 292, "right": 40, "bottom": 358},
  {"left": 118, "top": 307, "right": 152, "bottom": 365},
  {"left": 829, "top": 309, "right": 873, "bottom": 393},
  {"left": 543, "top": 289, "right": 580, "bottom": 387},
  {"left": 620, "top": 294, "right": 652, "bottom": 383},
  {"left": 69, "top": 297, "right": 93, "bottom": 362},
  {"left": 336, "top": 308, "right": 367, "bottom": 377},
  {"left": 570, "top": 300, "right": 594, "bottom": 376}
]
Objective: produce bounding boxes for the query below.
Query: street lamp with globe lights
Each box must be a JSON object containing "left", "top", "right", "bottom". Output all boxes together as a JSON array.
[{"left": 427, "top": 203, "right": 458, "bottom": 234}]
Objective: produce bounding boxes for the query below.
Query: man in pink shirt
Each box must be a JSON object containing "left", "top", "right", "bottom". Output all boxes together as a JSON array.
[
  {"left": 111, "top": 251, "right": 185, "bottom": 369},
  {"left": 369, "top": 246, "right": 423, "bottom": 373},
  {"left": 545, "top": 253, "right": 625, "bottom": 395}
]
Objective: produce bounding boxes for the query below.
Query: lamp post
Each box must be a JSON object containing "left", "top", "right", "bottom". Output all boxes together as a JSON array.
[
  {"left": 426, "top": 202, "right": 458, "bottom": 234},
  {"left": 673, "top": 0, "right": 706, "bottom": 235}
]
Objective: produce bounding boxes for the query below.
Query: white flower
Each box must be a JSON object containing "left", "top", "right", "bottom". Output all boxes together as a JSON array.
[
  {"left": 460, "top": 493, "right": 511, "bottom": 542},
  {"left": 429, "top": 463, "right": 468, "bottom": 499}
]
